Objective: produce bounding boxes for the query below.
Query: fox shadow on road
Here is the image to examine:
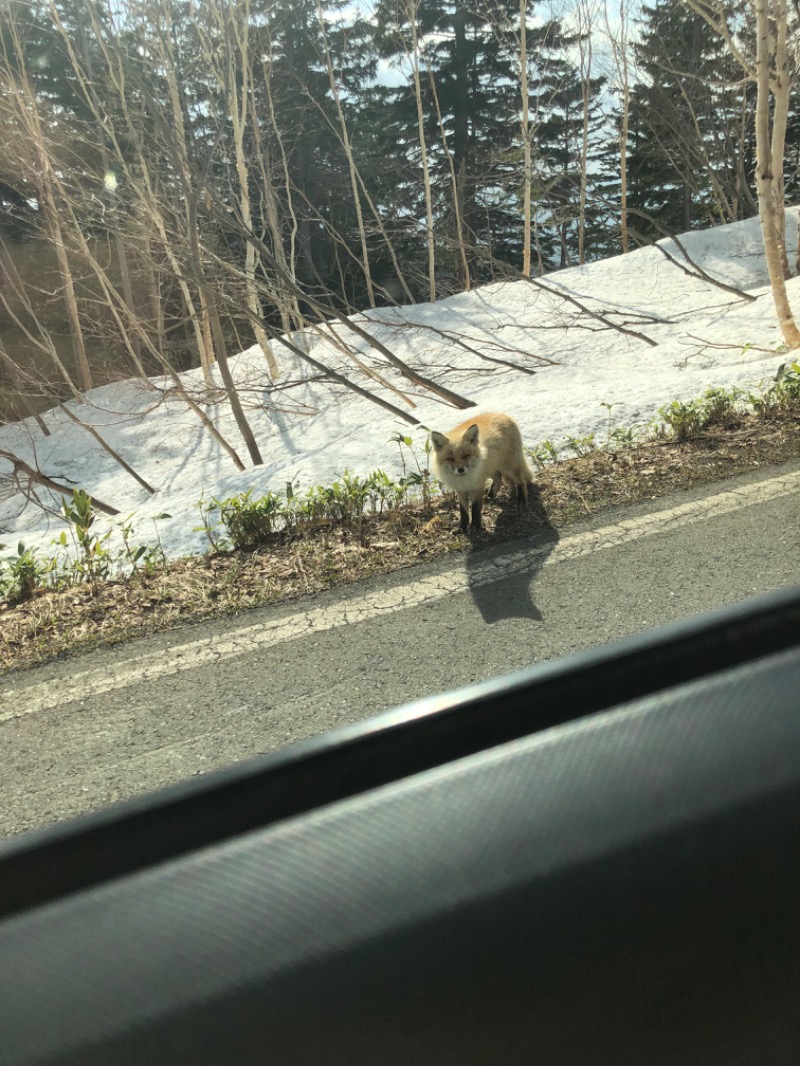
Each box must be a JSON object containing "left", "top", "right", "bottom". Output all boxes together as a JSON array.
[{"left": 464, "top": 485, "right": 560, "bottom": 625}]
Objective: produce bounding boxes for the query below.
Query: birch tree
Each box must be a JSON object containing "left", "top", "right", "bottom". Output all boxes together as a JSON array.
[
  {"left": 0, "top": 10, "right": 93, "bottom": 392},
  {"left": 520, "top": 0, "right": 533, "bottom": 275},
  {"left": 572, "top": 0, "right": 601, "bottom": 264},
  {"left": 603, "top": 0, "right": 633, "bottom": 253},
  {"left": 408, "top": 0, "right": 437, "bottom": 300},
  {"left": 683, "top": 0, "right": 800, "bottom": 349},
  {"left": 213, "top": 0, "right": 280, "bottom": 378}
]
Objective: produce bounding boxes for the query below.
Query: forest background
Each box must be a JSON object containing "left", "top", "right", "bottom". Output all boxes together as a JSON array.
[{"left": 1, "top": 0, "right": 798, "bottom": 440}]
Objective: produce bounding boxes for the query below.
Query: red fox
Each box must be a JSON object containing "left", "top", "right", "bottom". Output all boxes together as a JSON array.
[{"left": 430, "top": 412, "right": 534, "bottom": 533}]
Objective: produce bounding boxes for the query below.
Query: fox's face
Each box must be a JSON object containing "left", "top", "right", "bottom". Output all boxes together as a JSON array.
[{"left": 431, "top": 423, "right": 481, "bottom": 478}]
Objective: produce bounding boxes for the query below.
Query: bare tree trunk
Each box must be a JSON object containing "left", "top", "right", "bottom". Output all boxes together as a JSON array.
[
  {"left": 297, "top": 85, "right": 416, "bottom": 306},
  {"left": 248, "top": 82, "right": 304, "bottom": 339},
  {"left": 185, "top": 195, "right": 264, "bottom": 466},
  {"left": 683, "top": 0, "right": 799, "bottom": 348},
  {"left": 143, "top": 239, "right": 165, "bottom": 341},
  {"left": 422, "top": 36, "right": 471, "bottom": 289},
  {"left": 260, "top": 52, "right": 303, "bottom": 307},
  {"left": 753, "top": 0, "right": 800, "bottom": 345},
  {"left": 520, "top": 0, "right": 532, "bottom": 276},
  {"left": 217, "top": 222, "right": 475, "bottom": 408},
  {"left": 315, "top": 0, "right": 376, "bottom": 307},
  {"left": 1, "top": 7, "right": 93, "bottom": 393},
  {"left": 0, "top": 242, "right": 83, "bottom": 400},
  {"left": 409, "top": 0, "right": 436, "bottom": 302},
  {"left": 150, "top": 188, "right": 216, "bottom": 384},
  {"left": 30, "top": 117, "right": 93, "bottom": 392},
  {"left": 63, "top": 5, "right": 143, "bottom": 366},
  {"left": 0, "top": 340, "right": 50, "bottom": 433},
  {"left": 604, "top": 0, "right": 631, "bottom": 254},
  {"left": 452, "top": 4, "right": 472, "bottom": 288},
  {"left": 155, "top": 11, "right": 221, "bottom": 384},
  {"left": 43, "top": 206, "right": 248, "bottom": 472},
  {"left": 218, "top": 0, "right": 280, "bottom": 378},
  {"left": 532, "top": 209, "right": 545, "bottom": 275},
  {"left": 55, "top": 400, "right": 157, "bottom": 495},
  {"left": 769, "top": 0, "right": 791, "bottom": 276},
  {"left": 672, "top": 74, "right": 739, "bottom": 223},
  {"left": 43, "top": 191, "right": 93, "bottom": 392},
  {"left": 618, "top": 113, "right": 630, "bottom": 254},
  {"left": 575, "top": 0, "right": 596, "bottom": 266},
  {"left": 152, "top": 8, "right": 264, "bottom": 463},
  {"left": 24, "top": 36, "right": 246, "bottom": 471},
  {"left": 55, "top": 1, "right": 216, "bottom": 382},
  {"left": 113, "top": 228, "right": 142, "bottom": 357},
  {"left": 115, "top": 139, "right": 216, "bottom": 381}
]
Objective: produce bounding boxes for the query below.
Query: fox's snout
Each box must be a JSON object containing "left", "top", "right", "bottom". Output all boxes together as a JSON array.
[{"left": 453, "top": 465, "right": 468, "bottom": 475}]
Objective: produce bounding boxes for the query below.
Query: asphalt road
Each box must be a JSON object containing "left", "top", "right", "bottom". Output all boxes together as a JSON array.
[{"left": 2, "top": 460, "right": 799, "bottom": 839}]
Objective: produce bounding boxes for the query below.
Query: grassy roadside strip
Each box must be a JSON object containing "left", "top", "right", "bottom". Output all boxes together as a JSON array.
[{"left": 2, "top": 382, "right": 800, "bottom": 674}]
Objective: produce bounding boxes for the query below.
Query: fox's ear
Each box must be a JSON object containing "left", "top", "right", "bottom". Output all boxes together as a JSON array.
[
  {"left": 463, "top": 423, "right": 480, "bottom": 445},
  {"left": 430, "top": 431, "right": 449, "bottom": 451}
]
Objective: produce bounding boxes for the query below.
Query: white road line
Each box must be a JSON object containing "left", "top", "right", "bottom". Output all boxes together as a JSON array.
[{"left": 2, "top": 469, "right": 798, "bottom": 722}]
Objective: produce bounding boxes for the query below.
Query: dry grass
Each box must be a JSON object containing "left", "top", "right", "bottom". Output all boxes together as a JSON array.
[
  {"left": 539, "top": 411, "right": 800, "bottom": 522},
  {"left": 2, "top": 406, "right": 799, "bottom": 675}
]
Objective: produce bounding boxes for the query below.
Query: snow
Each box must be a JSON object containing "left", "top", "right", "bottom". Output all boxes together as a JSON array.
[{"left": 1, "top": 210, "right": 798, "bottom": 568}]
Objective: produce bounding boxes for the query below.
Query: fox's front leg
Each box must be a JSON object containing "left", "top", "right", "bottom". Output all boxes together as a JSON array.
[
  {"left": 470, "top": 495, "right": 483, "bottom": 532},
  {"left": 457, "top": 492, "right": 471, "bottom": 533}
]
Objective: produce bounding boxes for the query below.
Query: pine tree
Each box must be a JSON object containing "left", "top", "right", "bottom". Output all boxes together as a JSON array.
[
  {"left": 373, "top": 0, "right": 603, "bottom": 281},
  {"left": 628, "top": 0, "right": 756, "bottom": 239},
  {"left": 375, "top": 0, "right": 533, "bottom": 284},
  {"left": 244, "top": 0, "right": 379, "bottom": 308},
  {"left": 526, "top": 20, "right": 606, "bottom": 269}
]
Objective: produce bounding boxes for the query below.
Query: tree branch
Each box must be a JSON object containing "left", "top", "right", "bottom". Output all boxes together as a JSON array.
[{"left": 0, "top": 450, "right": 120, "bottom": 516}]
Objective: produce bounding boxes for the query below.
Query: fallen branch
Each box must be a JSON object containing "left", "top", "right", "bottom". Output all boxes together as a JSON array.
[
  {"left": 651, "top": 240, "right": 758, "bottom": 303},
  {"left": 209, "top": 282, "right": 423, "bottom": 426},
  {"left": 625, "top": 209, "right": 757, "bottom": 302},
  {"left": 53, "top": 402, "right": 157, "bottom": 496},
  {"left": 0, "top": 341, "right": 52, "bottom": 436},
  {"left": 371, "top": 317, "right": 551, "bottom": 373},
  {"left": 483, "top": 252, "right": 659, "bottom": 347},
  {"left": 267, "top": 329, "right": 422, "bottom": 427},
  {"left": 210, "top": 209, "right": 476, "bottom": 410},
  {"left": 309, "top": 318, "right": 418, "bottom": 407},
  {"left": 524, "top": 276, "right": 659, "bottom": 347},
  {"left": 0, "top": 449, "right": 120, "bottom": 515},
  {"left": 684, "top": 333, "right": 778, "bottom": 353}
]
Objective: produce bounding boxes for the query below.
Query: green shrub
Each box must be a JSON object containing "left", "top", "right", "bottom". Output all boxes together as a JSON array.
[
  {"left": 211, "top": 490, "right": 283, "bottom": 550},
  {"left": 699, "top": 386, "right": 741, "bottom": 425},
  {"left": 59, "top": 488, "right": 113, "bottom": 584},
  {"left": 565, "top": 433, "right": 597, "bottom": 458},
  {"left": 658, "top": 399, "right": 705, "bottom": 441},
  {"left": 0, "top": 542, "right": 52, "bottom": 604},
  {"left": 529, "top": 440, "right": 560, "bottom": 468},
  {"left": 774, "top": 361, "right": 800, "bottom": 406}
]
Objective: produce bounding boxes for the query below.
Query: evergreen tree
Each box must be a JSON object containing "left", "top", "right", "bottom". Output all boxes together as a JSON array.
[
  {"left": 0, "top": 0, "right": 104, "bottom": 238},
  {"left": 526, "top": 20, "right": 606, "bottom": 268},
  {"left": 246, "top": 0, "right": 379, "bottom": 307},
  {"left": 373, "top": 0, "right": 603, "bottom": 280},
  {"left": 375, "top": 0, "right": 533, "bottom": 283},
  {"left": 628, "top": 0, "right": 756, "bottom": 239}
]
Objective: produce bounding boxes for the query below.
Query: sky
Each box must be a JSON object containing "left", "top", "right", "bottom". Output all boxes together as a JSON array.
[{"left": 1, "top": 208, "right": 798, "bottom": 571}]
